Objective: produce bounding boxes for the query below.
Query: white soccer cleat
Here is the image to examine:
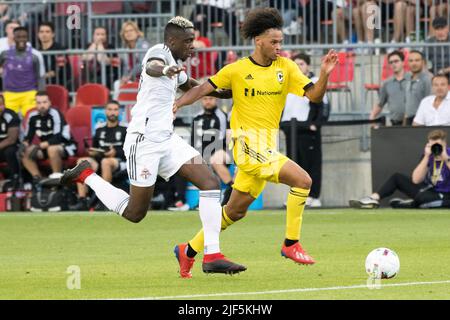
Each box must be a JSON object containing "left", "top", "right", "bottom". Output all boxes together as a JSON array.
[{"left": 349, "top": 196, "right": 380, "bottom": 209}]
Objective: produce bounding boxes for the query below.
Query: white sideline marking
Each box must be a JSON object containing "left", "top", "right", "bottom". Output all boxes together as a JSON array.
[{"left": 117, "top": 280, "right": 450, "bottom": 300}]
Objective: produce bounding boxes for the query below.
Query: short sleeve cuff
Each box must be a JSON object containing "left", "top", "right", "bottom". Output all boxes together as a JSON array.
[
  {"left": 208, "top": 78, "right": 218, "bottom": 89},
  {"left": 303, "top": 82, "right": 314, "bottom": 92}
]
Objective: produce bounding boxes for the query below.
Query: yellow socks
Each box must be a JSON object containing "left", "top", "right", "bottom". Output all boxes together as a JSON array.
[
  {"left": 188, "top": 206, "right": 235, "bottom": 254},
  {"left": 285, "top": 187, "right": 310, "bottom": 241}
]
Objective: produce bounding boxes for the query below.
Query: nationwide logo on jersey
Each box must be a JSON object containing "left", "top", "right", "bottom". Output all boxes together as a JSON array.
[
  {"left": 140, "top": 168, "right": 151, "bottom": 180},
  {"left": 244, "top": 88, "right": 255, "bottom": 97},
  {"left": 276, "top": 70, "right": 284, "bottom": 84},
  {"left": 245, "top": 74, "right": 254, "bottom": 80}
]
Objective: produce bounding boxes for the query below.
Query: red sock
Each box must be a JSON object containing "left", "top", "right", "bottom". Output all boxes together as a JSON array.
[
  {"left": 77, "top": 168, "right": 95, "bottom": 184},
  {"left": 203, "top": 252, "right": 225, "bottom": 263}
]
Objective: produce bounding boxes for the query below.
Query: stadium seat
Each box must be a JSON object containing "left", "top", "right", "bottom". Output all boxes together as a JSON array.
[
  {"left": 117, "top": 82, "right": 139, "bottom": 105},
  {"left": 65, "top": 105, "right": 93, "bottom": 157},
  {"left": 75, "top": 83, "right": 110, "bottom": 107},
  {"left": 67, "top": 55, "right": 83, "bottom": 90},
  {"left": 327, "top": 52, "right": 354, "bottom": 112},
  {"left": 46, "top": 85, "right": 69, "bottom": 115}
]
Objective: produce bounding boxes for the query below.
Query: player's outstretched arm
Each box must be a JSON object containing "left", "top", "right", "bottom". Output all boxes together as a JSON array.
[
  {"left": 174, "top": 80, "right": 216, "bottom": 111},
  {"left": 180, "top": 78, "right": 232, "bottom": 99},
  {"left": 304, "top": 49, "right": 338, "bottom": 103},
  {"left": 145, "top": 59, "right": 184, "bottom": 78}
]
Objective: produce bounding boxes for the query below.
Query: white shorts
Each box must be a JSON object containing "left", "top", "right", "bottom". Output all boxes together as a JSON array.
[{"left": 123, "top": 132, "right": 200, "bottom": 187}]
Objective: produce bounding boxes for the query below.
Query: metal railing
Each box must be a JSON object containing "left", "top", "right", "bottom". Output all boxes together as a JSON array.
[
  {"left": 1, "top": 0, "right": 448, "bottom": 49},
  {"left": 0, "top": 0, "right": 175, "bottom": 49}
]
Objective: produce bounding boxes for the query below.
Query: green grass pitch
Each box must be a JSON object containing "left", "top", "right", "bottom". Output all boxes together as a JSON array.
[{"left": 0, "top": 209, "right": 449, "bottom": 300}]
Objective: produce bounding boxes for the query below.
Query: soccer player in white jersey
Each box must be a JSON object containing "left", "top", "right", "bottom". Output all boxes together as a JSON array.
[{"left": 61, "top": 17, "right": 246, "bottom": 278}]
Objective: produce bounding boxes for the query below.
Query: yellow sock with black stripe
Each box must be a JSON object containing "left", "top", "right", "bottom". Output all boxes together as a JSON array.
[
  {"left": 187, "top": 206, "right": 235, "bottom": 256},
  {"left": 285, "top": 187, "right": 310, "bottom": 242}
]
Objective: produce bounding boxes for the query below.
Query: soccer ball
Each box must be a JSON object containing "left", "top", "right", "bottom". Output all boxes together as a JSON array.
[{"left": 365, "top": 248, "right": 400, "bottom": 279}]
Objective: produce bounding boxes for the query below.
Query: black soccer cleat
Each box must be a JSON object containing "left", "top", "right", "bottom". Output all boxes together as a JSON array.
[
  {"left": 60, "top": 160, "right": 93, "bottom": 187},
  {"left": 202, "top": 254, "right": 247, "bottom": 275}
]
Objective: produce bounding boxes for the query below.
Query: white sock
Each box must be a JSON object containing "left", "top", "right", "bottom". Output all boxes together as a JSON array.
[
  {"left": 85, "top": 173, "right": 129, "bottom": 215},
  {"left": 199, "top": 190, "right": 221, "bottom": 255}
]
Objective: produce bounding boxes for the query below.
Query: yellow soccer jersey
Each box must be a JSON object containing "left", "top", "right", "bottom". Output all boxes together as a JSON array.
[{"left": 208, "top": 56, "right": 313, "bottom": 146}]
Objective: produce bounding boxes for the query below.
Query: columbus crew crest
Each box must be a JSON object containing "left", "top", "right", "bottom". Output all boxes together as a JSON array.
[{"left": 276, "top": 71, "right": 284, "bottom": 83}]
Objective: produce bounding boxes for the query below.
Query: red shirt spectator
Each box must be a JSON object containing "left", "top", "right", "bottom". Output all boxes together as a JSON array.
[{"left": 188, "top": 25, "right": 217, "bottom": 79}]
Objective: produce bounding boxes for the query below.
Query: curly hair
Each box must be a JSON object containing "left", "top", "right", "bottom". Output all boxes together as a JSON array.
[{"left": 241, "top": 8, "right": 283, "bottom": 39}]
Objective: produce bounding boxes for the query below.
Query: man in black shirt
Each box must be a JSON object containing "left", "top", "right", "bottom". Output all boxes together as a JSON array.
[
  {"left": 0, "top": 94, "right": 20, "bottom": 186},
  {"left": 21, "top": 91, "right": 77, "bottom": 181},
  {"left": 191, "top": 96, "right": 233, "bottom": 205},
  {"left": 73, "top": 101, "right": 127, "bottom": 210},
  {"left": 191, "top": 96, "right": 228, "bottom": 161},
  {"left": 37, "top": 21, "right": 71, "bottom": 85}
]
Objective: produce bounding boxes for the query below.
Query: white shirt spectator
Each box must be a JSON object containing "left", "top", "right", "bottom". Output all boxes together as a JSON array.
[
  {"left": 413, "top": 92, "right": 450, "bottom": 126},
  {"left": 281, "top": 76, "right": 329, "bottom": 122}
]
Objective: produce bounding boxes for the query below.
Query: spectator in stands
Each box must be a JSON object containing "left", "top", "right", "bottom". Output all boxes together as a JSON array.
[
  {"left": 280, "top": 53, "right": 329, "bottom": 208},
  {"left": 404, "top": 50, "right": 432, "bottom": 125},
  {"left": 301, "top": 0, "right": 349, "bottom": 46},
  {"left": 352, "top": 0, "right": 379, "bottom": 54},
  {"left": 270, "top": 0, "right": 300, "bottom": 35},
  {"left": 425, "top": 17, "right": 450, "bottom": 79},
  {"left": 350, "top": 129, "right": 450, "bottom": 209},
  {"left": 37, "top": 21, "right": 71, "bottom": 86},
  {"left": 3, "top": 1, "right": 47, "bottom": 30},
  {"left": 190, "top": 0, "right": 239, "bottom": 45},
  {"left": 0, "top": 94, "right": 20, "bottom": 188},
  {"left": 428, "top": 1, "right": 449, "bottom": 37},
  {"left": 82, "top": 26, "right": 118, "bottom": 89},
  {"left": 0, "top": 3, "right": 10, "bottom": 24},
  {"left": 188, "top": 22, "right": 217, "bottom": 79},
  {"left": 118, "top": 21, "right": 149, "bottom": 83},
  {"left": 388, "top": 0, "right": 416, "bottom": 47},
  {"left": 21, "top": 91, "right": 77, "bottom": 183},
  {"left": 0, "top": 19, "right": 19, "bottom": 52},
  {"left": 413, "top": 74, "right": 450, "bottom": 126},
  {"left": 369, "top": 50, "right": 408, "bottom": 126},
  {"left": 191, "top": 96, "right": 233, "bottom": 205},
  {"left": 71, "top": 101, "right": 127, "bottom": 210},
  {"left": 112, "top": 21, "right": 150, "bottom": 100},
  {"left": 0, "top": 26, "right": 45, "bottom": 117}
]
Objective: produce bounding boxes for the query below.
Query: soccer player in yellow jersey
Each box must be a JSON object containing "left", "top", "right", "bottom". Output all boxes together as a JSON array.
[{"left": 172, "top": 8, "right": 338, "bottom": 278}]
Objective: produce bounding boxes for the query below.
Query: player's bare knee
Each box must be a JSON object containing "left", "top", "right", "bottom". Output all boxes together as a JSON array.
[
  {"left": 123, "top": 207, "right": 147, "bottom": 223},
  {"left": 200, "top": 175, "right": 221, "bottom": 190},
  {"left": 228, "top": 209, "right": 246, "bottom": 221},
  {"left": 294, "top": 173, "right": 312, "bottom": 190},
  {"left": 225, "top": 204, "right": 247, "bottom": 221}
]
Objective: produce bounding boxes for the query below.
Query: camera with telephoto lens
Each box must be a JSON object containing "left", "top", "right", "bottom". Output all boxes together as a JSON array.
[{"left": 431, "top": 143, "right": 443, "bottom": 156}]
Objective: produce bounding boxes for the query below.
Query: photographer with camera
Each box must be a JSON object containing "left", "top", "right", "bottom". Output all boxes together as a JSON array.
[{"left": 349, "top": 129, "right": 450, "bottom": 209}]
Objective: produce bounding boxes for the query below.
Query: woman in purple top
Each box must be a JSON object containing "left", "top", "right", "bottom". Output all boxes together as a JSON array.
[{"left": 350, "top": 129, "right": 450, "bottom": 209}]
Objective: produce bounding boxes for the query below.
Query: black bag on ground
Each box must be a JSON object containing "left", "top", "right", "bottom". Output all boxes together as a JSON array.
[{"left": 30, "top": 178, "right": 76, "bottom": 212}]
